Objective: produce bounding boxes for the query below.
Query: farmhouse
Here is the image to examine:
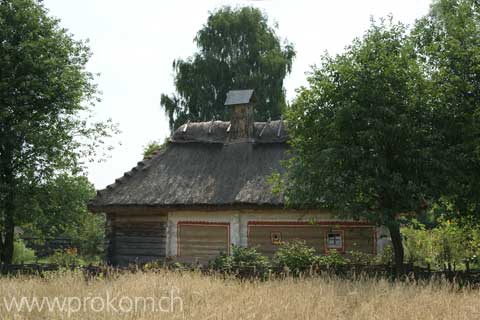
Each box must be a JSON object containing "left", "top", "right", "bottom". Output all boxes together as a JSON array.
[{"left": 89, "top": 90, "right": 385, "bottom": 266}]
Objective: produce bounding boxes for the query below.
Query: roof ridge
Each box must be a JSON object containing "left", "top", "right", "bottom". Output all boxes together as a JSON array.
[{"left": 171, "top": 119, "right": 288, "bottom": 145}]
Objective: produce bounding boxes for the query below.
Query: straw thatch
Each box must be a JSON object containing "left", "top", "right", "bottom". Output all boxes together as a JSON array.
[{"left": 89, "top": 120, "right": 288, "bottom": 211}]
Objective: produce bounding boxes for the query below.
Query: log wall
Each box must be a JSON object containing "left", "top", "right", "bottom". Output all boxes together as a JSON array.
[
  {"left": 248, "top": 225, "right": 325, "bottom": 256},
  {"left": 107, "top": 214, "right": 167, "bottom": 266},
  {"left": 247, "top": 223, "right": 376, "bottom": 257}
]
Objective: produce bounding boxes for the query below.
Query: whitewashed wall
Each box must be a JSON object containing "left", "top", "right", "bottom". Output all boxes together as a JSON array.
[
  {"left": 167, "top": 211, "right": 241, "bottom": 257},
  {"left": 375, "top": 226, "right": 391, "bottom": 254}
]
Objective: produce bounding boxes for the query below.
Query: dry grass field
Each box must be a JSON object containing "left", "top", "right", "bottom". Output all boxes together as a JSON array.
[{"left": 0, "top": 270, "right": 479, "bottom": 320}]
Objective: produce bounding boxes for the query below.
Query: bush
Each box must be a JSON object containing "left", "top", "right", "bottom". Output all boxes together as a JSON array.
[
  {"left": 346, "top": 250, "right": 375, "bottom": 265},
  {"left": 47, "top": 247, "right": 84, "bottom": 266},
  {"left": 402, "top": 222, "right": 435, "bottom": 267},
  {"left": 143, "top": 260, "right": 190, "bottom": 272},
  {"left": 377, "top": 244, "right": 394, "bottom": 266},
  {"left": 12, "top": 239, "right": 36, "bottom": 264},
  {"left": 143, "top": 259, "right": 165, "bottom": 271},
  {"left": 316, "top": 249, "right": 348, "bottom": 267},
  {"left": 401, "top": 218, "right": 480, "bottom": 270},
  {"left": 211, "top": 245, "right": 271, "bottom": 278},
  {"left": 274, "top": 240, "right": 317, "bottom": 274}
]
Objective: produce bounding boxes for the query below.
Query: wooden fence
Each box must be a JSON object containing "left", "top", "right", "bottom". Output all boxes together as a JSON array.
[{"left": 1, "top": 263, "right": 479, "bottom": 287}]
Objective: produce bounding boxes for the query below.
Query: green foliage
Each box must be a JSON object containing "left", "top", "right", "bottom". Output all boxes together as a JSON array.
[
  {"left": 316, "top": 250, "right": 349, "bottom": 267},
  {"left": 402, "top": 222, "right": 435, "bottom": 266},
  {"left": 20, "top": 174, "right": 105, "bottom": 259},
  {"left": 275, "top": 0, "right": 480, "bottom": 272},
  {"left": 377, "top": 244, "right": 394, "bottom": 266},
  {"left": 413, "top": 0, "right": 480, "bottom": 223},
  {"left": 161, "top": 6, "right": 295, "bottom": 130},
  {"left": 0, "top": 0, "right": 117, "bottom": 264},
  {"left": 12, "top": 239, "right": 36, "bottom": 264},
  {"left": 432, "top": 220, "right": 464, "bottom": 270},
  {"left": 142, "top": 139, "right": 167, "bottom": 159},
  {"left": 273, "top": 240, "right": 317, "bottom": 273},
  {"left": 47, "top": 248, "right": 84, "bottom": 267},
  {"left": 280, "top": 18, "right": 433, "bottom": 221},
  {"left": 143, "top": 259, "right": 166, "bottom": 271},
  {"left": 211, "top": 245, "right": 271, "bottom": 277},
  {"left": 402, "top": 218, "right": 480, "bottom": 270},
  {"left": 275, "top": 18, "right": 434, "bottom": 272},
  {"left": 347, "top": 249, "right": 375, "bottom": 265},
  {"left": 71, "top": 212, "right": 105, "bottom": 260}
]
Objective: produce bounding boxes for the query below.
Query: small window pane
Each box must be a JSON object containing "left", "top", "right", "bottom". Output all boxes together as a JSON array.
[
  {"left": 327, "top": 233, "right": 343, "bottom": 249},
  {"left": 271, "top": 231, "right": 282, "bottom": 245}
]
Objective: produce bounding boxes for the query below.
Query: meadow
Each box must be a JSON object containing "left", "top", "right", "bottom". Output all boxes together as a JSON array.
[{"left": 0, "top": 270, "right": 479, "bottom": 319}]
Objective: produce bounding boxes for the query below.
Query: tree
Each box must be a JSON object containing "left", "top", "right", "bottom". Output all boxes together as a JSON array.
[
  {"left": 275, "top": 19, "right": 435, "bottom": 274},
  {"left": 161, "top": 6, "right": 295, "bottom": 130},
  {"left": 413, "top": 0, "right": 480, "bottom": 224},
  {"left": 142, "top": 139, "right": 167, "bottom": 159},
  {"left": 0, "top": 0, "right": 115, "bottom": 264},
  {"left": 402, "top": 218, "right": 480, "bottom": 271},
  {"left": 19, "top": 175, "right": 105, "bottom": 259}
]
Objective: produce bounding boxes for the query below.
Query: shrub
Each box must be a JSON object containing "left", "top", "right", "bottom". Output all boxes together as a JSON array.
[
  {"left": 377, "top": 244, "right": 394, "bottom": 266},
  {"left": 347, "top": 250, "right": 375, "bottom": 265},
  {"left": 401, "top": 218, "right": 480, "bottom": 270},
  {"left": 274, "top": 240, "right": 317, "bottom": 274},
  {"left": 47, "top": 247, "right": 84, "bottom": 266},
  {"left": 316, "top": 249, "right": 348, "bottom": 267},
  {"left": 12, "top": 239, "right": 36, "bottom": 264},
  {"left": 211, "top": 245, "right": 271, "bottom": 278},
  {"left": 143, "top": 259, "right": 165, "bottom": 271},
  {"left": 402, "top": 221, "right": 435, "bottom": 267}
]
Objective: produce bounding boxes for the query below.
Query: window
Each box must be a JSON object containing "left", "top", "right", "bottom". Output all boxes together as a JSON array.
[
  {"left": 271, "top": 231, "right": 282, "bottom": 245},
  {"left": 326, "top": 232, "right": 343, "bottom": 250}
]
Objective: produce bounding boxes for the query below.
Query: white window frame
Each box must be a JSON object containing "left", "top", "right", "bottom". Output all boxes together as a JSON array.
[{"left": 326, "top": 230, "right": 344, "bottom": 251}]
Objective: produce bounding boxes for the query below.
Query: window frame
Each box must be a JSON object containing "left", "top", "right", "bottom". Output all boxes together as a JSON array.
[
  {"left": 325, "top": 230, "right": 345, "bottom": 252},
  {"left": 270, "top": 231, "right": 282, "bottom": 245}
]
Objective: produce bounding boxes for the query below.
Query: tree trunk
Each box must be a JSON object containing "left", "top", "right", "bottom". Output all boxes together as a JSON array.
[
  {"left": 388, "top": 223, "right": 405, "bottom": 276},
  {"left": 0, "top": 145, "right": 16, "bottom": 265},
  {"left": 0, "top": 186, "right": 15, "bottom": 265},
  {"left": 1, "top": 202, "right": 14, "bottom": 264},
  {"left": 0, "top": 228, "right": 3, "bottom": 267}
]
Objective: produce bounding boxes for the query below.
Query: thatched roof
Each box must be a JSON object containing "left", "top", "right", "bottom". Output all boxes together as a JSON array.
[{"left": 89, "top": 120, "right": 289, "bottom": 211}]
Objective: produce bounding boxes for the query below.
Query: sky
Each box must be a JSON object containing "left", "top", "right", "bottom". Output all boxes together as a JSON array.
[{"left": 43, "top": 0, "right": 433, "bottom": 189}]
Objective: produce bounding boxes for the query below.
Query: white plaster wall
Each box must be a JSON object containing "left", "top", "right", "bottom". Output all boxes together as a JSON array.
[
  {"left": 167, "top": 210, "right": 387, "bottom": 256},
  {"left": 375, "top": 226, "right": 390, "bottom": 254},
  {"left": 167, "top": 211, "right": 241, "bottom": 257}
]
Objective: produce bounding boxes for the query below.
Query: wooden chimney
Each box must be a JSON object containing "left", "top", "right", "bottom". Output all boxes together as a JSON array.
[{"left": 225, "top": 89, "right": 255, "bottom": 143}]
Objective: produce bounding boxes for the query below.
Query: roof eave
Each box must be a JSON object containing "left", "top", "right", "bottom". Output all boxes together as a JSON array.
[{"left": 88, "top": 202, "right": 287, "bottom": 214}]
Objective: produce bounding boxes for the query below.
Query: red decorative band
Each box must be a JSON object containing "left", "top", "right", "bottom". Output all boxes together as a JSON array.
[{"left": 247, "top": 220, "right": 373, "bottom": 226}]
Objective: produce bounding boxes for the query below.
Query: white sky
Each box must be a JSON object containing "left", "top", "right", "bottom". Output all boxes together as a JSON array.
[{"left": 43, "top": 0, "right": 432, "bottom": 189}]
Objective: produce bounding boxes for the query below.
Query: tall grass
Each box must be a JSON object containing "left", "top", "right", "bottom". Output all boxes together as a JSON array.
[{"left": 0, "top": 270, "right": 479, "bottom": 319}]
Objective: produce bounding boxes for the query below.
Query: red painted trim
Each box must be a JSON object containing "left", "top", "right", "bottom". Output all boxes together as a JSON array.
[
  {"left": 177, "top": 221, "right": 230, "bottom": 257},
  {"left": 247, "top": 220, "right": 373, "bottom": 226},
  {"left": 178, "top": 221, "right": 231, "bottom": 226}
]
